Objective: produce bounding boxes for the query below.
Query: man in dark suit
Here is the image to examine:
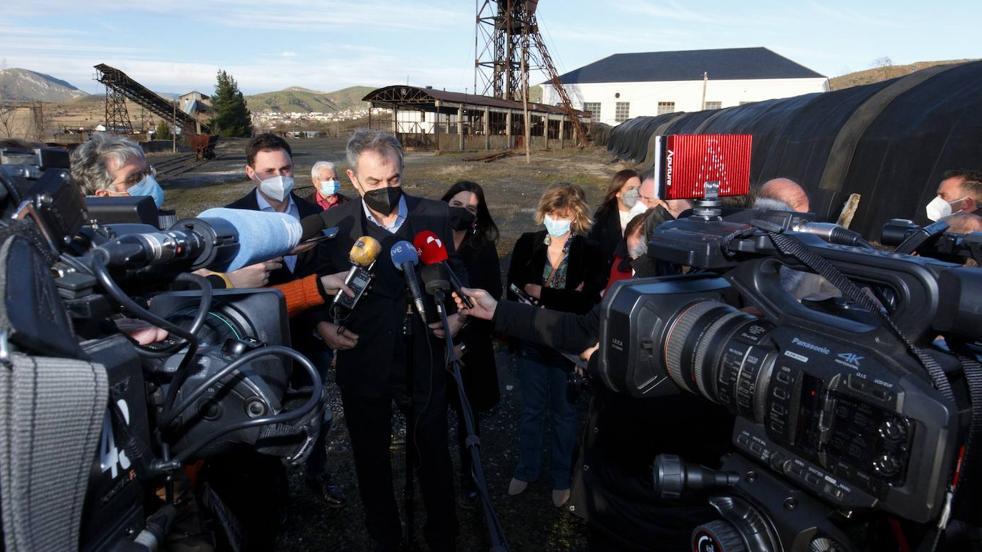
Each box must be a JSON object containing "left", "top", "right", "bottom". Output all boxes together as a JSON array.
[
  {"left": 224, "top": 133, "right": 346, "bottom": 508},
  {"left": 225, "top": 133, "right": 322, "bottom": 285},
  {"left": 312, "top": 129, "right": 461, "bottom": 551}
]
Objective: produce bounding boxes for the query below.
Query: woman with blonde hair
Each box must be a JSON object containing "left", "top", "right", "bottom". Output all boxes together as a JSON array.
[{"left": 504, "top": 182, "right": 605, "bottom": 507}]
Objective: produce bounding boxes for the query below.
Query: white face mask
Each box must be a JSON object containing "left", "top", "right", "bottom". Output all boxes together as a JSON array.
[
  {"left": 925, "top": 195, "right": 965, "bottom": 222},
  {"left": 627, "top": 239, "right": 647, "bottom": 259},
  {"left": 257, "top": 174, "right": 294, "bottom": 202}
]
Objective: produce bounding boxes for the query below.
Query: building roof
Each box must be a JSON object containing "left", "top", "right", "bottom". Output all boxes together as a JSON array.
[
  {"left": 555, "top": 47, "right": 825, "bottom": 84},
  {"left": 363, "top": 85, "right": 584, "bottom": 117}
]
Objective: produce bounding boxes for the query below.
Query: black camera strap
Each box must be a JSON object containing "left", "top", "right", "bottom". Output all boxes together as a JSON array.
[
  {"left": 762, "top": 229, "right": 977, "bottom": 551},
  {"left": 763, "top": 230, "right": 955, "bottom": 403}
]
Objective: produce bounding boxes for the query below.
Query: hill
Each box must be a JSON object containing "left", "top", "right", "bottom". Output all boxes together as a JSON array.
[
  {"left": 246, "top": 85, "right": 373, "bottom": 113},
  {"left": 829, "top": 59, "right": 972, "bottom": 90},
  {"left": 0, "top": 68, "right": 88, "bottom": 102}
]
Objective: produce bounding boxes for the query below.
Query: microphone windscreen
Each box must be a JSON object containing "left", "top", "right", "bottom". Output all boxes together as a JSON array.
[
  {"left": 390, "top": 240, "right": 419, "bottom": 271},
  {"left": 300, "top": 213, "right": 327, "bottom": 240},
  {"left": 350, "top": 236, "right": 382, "bottom": 266},
  {"left": 198, "top": 208, "right": 301, "bottom": 271},
  {"left": 413, "top": 230, "right": 449, "bottom": 265}
]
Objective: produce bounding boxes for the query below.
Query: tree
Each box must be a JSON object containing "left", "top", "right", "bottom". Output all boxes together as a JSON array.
[
  {"left": 871, "top": 56, "right": 893, "bottom": 69},
  {"left": 211, "top": 70, "right": 253, "bottom": 137},
  {"left": 155, "top": 120, "right": 171, "bottom": 139}
]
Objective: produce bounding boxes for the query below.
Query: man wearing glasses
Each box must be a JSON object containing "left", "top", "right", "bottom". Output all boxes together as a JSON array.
[{"left": 70, "top": 133, "right": 164, "bottom": 207}]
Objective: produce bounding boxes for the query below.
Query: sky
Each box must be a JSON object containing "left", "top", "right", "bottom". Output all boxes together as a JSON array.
[{"left": 1, "top": 0, "right": 979, "bottom": 96}]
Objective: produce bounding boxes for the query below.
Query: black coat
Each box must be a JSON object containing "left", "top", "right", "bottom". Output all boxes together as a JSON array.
[
  {"left": 587, "top": 205, "right": 624, "bottom": 279},
  {"left": 310, "top": 194, "right": 463, "bottom": 398},
  {"left": 224, "top": 188, "right": 322, "bottom": 285},
  {"left": 452, "top": 237, "right": 502, "bottom": 412},
  {"left": 506, "top": 230, "right": 604, "bottom": 316}
]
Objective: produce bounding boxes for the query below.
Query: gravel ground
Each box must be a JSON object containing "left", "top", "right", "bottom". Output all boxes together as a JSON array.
[{"left": 160, "top": 136, "right": 629, "bottom": 551}]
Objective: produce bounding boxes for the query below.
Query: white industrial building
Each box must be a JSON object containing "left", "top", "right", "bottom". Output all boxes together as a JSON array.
[{"left": 541, "top": 47, "right": 828, "bottom": 126}]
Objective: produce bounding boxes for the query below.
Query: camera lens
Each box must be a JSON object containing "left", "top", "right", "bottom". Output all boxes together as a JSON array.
[{"left": 663, "top": 300, "right": 775, "bottom": 418}]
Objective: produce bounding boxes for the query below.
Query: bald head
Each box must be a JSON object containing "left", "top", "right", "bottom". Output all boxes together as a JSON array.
[
  {"left": 759, "top": 178, "right": 810, "bottom": 213},
  {"left": 941, "top": 211, "right": 982, "bottom": 234}
]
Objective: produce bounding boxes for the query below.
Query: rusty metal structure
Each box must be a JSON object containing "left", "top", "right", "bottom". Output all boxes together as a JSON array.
[
  {"left": 94, "top": 64, "right": 197, "bottom": 135},
  {"left": 362, "top": 85, "right": 584, "bottom": 151},
  {"left": 474, "top": 0, "right": 588, "bottom": 145}
]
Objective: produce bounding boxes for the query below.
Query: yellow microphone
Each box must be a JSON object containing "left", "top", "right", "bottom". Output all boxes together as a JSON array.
[{"left": 333, "top": 236, "right": 382, "bottom": 311}]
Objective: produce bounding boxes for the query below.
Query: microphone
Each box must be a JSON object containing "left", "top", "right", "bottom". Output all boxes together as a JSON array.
[
  {"left": 420, "top": 262, "right": 451, "bottom": 298},
  {"left": 412, "top": 230, "right": 473, "bottom": 308},
  {"left": 390, "top": 240, "right": 427, "bottom": 319},
  {"left": 332, "top": 236, "right": 382, "bottom": 311},
  {"left": 95, "top": 208, "right": 301, "bottom": 273}
]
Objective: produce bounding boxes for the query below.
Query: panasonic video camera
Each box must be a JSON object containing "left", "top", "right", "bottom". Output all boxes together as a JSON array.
[
  {"left": 594, "top": 135, "right": 982, "bottom": 552},
  {"left": 0, "top": 143, "right": 325, "bottom": 551}
]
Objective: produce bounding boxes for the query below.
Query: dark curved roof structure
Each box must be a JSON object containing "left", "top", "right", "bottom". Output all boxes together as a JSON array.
[
  {"left": 607, "top": 61, "right": 982, "bottom": 239},
  {"left": 557, "top": 47, "right": 824, "bottom": 84}
]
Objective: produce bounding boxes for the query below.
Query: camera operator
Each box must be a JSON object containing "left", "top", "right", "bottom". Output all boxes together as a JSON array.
[
  {"left": 454, "top": 255, "right": 733, "bottom": 551},
  {"left": 309, "top": 129, "right": 462, "bottom": 551},
  {"left": 71, "top": 133, "right": 165, "bottom": 208}
]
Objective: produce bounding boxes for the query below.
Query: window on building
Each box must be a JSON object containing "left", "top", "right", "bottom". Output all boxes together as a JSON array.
[
  {"left": 704, "top": 101, "right": 722, "bottom": 110},
  {"left": 583, "top": 102, "right": 601, "bottom": 120},
  {"left": 657, "top": 101, "right": 675, "bottom": 115},
  {"left": 615, "top": 102, "right": 630, "bottom": 122}
]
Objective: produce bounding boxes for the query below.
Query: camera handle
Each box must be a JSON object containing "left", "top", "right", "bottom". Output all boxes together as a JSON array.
[{"left": 653, "top": 454, "right": 740, "bottom": 499}]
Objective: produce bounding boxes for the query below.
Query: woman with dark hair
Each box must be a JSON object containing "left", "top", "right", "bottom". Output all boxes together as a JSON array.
[
  {"left": 440, "top": 180, "right": 502, "bottom": 505},
  {"left": 588, "top": 169, "right": 643, "bottom": 279},
  {"left": 506, "top": 182, "right": 604, "bottom": 508}
]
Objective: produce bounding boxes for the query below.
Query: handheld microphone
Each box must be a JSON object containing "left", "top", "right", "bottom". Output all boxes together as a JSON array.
[
  {"left": 390, "top": 240, "right": 427, "bottom": 319},
  {"left": 412, "top": 230, "right": 473, "bottom": 308},
  {"left": 333, "top": 236, "right": 382, "bottom": 311},
  {"left": 95, "top": 208, "right": 302, "bottom": 273}
]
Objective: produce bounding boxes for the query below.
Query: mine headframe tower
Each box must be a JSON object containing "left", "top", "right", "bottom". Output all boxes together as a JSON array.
[{"left": 474, "top": 0, "right": 588, "bottom": 145}]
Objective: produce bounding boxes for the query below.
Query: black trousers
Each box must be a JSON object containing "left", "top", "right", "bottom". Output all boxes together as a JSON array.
[{"left": 341, "top": 385, "right": 457, "bottom": 550}]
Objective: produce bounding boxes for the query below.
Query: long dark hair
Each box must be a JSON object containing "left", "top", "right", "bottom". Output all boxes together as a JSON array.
[
  {"left": 441, "top": 180, "right": 499, "bottom": 249},
  {"left": 595, "top": 169, "right": 639, "bottom": 219}
]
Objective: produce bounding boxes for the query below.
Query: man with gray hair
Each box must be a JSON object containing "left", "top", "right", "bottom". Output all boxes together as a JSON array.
[
  {"left": 70, "top": 133, "right": 165, "bottom": 207},
  {"left": 310, "top": 128, "right": 461, "bottom": 551},
  {"left": 306, "top": 160, "right": 348, "bottom": 211}
]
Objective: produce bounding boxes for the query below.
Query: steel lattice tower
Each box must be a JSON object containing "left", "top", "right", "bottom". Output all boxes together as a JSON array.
[{"left": 104, "top": 86, "right": 133, "bottom": 134}]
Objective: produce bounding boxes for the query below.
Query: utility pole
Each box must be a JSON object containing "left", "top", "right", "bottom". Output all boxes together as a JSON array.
[
  {"left": 701, "top": 72, "right": 708, "bottom": 111},
  {"left": 171, "top": 99, "right": 177, "bottom": 153},
  {"left": 521, "top": 38, "right": 530, "bottom": 163}
]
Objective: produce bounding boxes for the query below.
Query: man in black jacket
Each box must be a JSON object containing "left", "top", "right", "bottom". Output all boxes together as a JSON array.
[
  {"left": 311, "top": 129, "right": 461, "bottom": 551},
  {"left": 225, "top": 133, "right": 346, "bottom": 508}
]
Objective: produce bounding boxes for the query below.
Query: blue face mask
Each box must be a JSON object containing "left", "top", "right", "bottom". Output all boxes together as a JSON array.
[
  {"left": 128, "top": 174, "right": 165, "bottom": 208},
  {"left": 543, "top": 214, "right": 572, "bottom": 238},
  {"left": 319, "top": 179, "right": 340, "bottom": 196}
]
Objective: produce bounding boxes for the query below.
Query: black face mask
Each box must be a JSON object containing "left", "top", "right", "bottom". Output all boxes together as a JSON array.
[
  {"left": 362, "top": 185, "right": 403, "bottom": 215},
  {"left": 448, "top": 207, "right": 476, "bottom": 231}
]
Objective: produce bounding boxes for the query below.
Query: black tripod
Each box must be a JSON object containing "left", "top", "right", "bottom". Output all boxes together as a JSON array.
[{"left": 421, "top": 264, "right": 509, "bottom": 552}]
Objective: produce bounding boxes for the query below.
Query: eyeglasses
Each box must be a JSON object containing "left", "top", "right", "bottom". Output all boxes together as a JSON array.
[{"left": 118, "top": 165, "right": 156, "bottom": 188}]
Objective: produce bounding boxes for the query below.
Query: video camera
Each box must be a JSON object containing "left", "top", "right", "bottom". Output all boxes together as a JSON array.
[
  {"left": 0, "top": 144, "right": 325, "bottom": 551},
  {"left": 594, "top": 135, "right": 982, "bottom": 551}
]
